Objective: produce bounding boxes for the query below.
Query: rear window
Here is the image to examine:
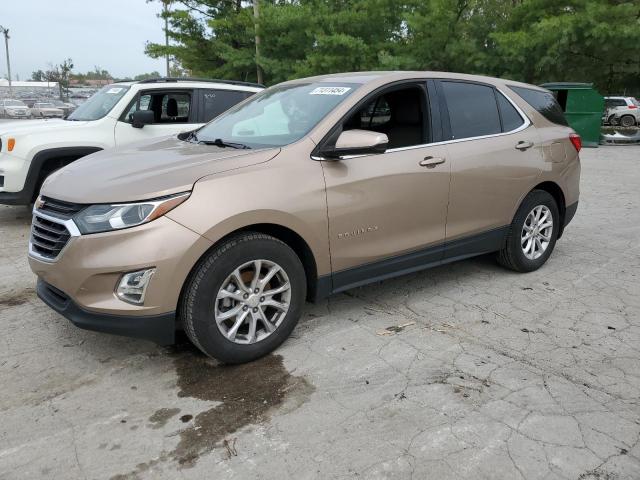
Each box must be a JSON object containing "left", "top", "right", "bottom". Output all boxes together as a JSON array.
[
  {"left": 510, "top": 86, "right": 568, "bottom": 126},
  {"left": 441, "top": 81, "right": 502, "bottom": 140}
]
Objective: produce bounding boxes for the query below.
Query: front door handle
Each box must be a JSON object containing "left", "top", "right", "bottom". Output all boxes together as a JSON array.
[
  {"left": 515, "top": 140, "right": 534, "bottom": 151},
  {"left": 419, "top": 156, "right": 446, "bottom": 168}
]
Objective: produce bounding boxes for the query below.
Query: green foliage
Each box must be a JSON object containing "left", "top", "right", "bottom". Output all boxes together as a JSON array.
[{"left": 145, "top": 0, "right": 640, "bottom": 94}]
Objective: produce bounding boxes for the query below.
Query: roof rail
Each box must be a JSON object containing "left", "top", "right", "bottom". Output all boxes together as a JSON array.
[{"left": 136, "top": 77, "right": 264, "bottom": 88}]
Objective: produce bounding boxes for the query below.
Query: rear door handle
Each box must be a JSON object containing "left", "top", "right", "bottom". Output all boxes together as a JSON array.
[
  {"left": 515, "top": 140, "right": 534, "bottom": 151},
  {"left": 419, "top": 156, "right": 446, "bottom": 168}
]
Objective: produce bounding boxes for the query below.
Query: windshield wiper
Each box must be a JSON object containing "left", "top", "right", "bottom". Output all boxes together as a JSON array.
[{"left": 198, "top": 138, "right": 250, "bottom": 149}]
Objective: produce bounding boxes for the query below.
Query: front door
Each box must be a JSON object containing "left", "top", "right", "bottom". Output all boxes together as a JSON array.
[{"left": 321, "top": 83, "right": 451, "bottom": 291}]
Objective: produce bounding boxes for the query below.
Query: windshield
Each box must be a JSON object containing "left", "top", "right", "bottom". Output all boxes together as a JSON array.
[
  {"left": 5, "top": 100, "right": 25, "bottom": 107},
  {"left": 194, "top": 82, "right": 358, "bottom": 148},
  {"left": 67, "top": 84, "right": 130, "bottom": 121},
  {"left": 37, "top": 103, "right": 55, "bottom": 108}
]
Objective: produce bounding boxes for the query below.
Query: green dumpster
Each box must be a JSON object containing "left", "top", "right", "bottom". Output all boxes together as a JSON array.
[{"left": 540, "top": 82, "right": 604, "bottom": 147}]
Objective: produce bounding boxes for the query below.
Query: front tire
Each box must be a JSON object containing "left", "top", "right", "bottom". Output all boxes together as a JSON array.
[
  {"left": 497, "top": 190, "right": 559, "bottom": 273},
  {"left": 181, "top": 232, "right": 306, "bottom": 364}
]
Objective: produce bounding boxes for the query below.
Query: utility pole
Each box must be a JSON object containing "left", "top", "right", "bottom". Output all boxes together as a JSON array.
[
  {"left": 253, "top": 0, "right": 263, "bottom": 85},
  {"left": 0, "top": 26, "right": 12, "bottom": 97},
  {"left": 163, "top": 1, "right": 170, "bottom": 77}
]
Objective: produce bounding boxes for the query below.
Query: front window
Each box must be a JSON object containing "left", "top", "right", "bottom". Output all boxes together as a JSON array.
[
  {"left": 67, "top": 84, "right": 130, "bottom": 121},
  {"left": 122, "top": 91, "right": 192, "bottom": 124},
  {"left": 4, "top": 100, "right": 25, "bottom": 107},
  {"left": 36, "top": 103, "right": 55, "bottom": 108},
  {"left": 194, "top": 82, "right": 358, "bottom": 148}
]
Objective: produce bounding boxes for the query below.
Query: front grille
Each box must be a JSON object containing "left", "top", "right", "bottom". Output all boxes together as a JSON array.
[
  {"left": 39, "top": 196, "right": 85, "bottom": 217},
  {"left": 30, "top": 215, "right": 71, "bottom": 260}
]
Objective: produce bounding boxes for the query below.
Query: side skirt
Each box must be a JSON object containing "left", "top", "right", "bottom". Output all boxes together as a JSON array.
[{"left": 314, "top": 226, "right": 509, "bottom": 299}]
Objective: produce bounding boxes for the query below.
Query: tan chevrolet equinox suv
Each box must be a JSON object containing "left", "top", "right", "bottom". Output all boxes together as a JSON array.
[{"left": 29, "top": 71, "right": 581, "bottom": 363}]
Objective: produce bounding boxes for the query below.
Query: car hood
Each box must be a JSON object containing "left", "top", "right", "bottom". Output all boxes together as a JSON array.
[
  {"left": 41, "top": 136, "right": 280, "bottom": 204},
  {"left": 0, "top": 118, "right": 86, "bottom": 135}
]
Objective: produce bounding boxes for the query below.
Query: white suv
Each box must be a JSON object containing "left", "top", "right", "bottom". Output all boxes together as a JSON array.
[
  {"left": 0, "top": 78, "right": 262, "bottom": 205},
  {"left": 604, "top": 96, "right": 640, "bottom": 127}
]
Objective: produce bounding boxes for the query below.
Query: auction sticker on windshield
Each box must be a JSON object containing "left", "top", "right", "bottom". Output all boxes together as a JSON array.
[
  {"left": 107, "top": 88, "right": 124, "bottom": 94},
  {"left": 310, "top": 87, "right": 351, "bottom": 96}
]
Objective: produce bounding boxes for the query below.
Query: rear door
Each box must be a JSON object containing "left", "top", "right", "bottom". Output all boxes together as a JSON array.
[
  {"left": 437, "top": 80, "right": 542, "bottom": 244},
  {"left": 114, "top": 89, "right": 198, "bottom": 146},
  {"left": 321, "top": 81, "right": 451, "bottom": 290}
]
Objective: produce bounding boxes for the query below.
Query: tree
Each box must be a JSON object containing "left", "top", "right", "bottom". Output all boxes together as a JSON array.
[
  {"left": 43, "top": 59, "right": 74, "bottom": 100},
  {"left": 133, "top": 71, "right": 162, "bottom": 80},
  {"left": 143, "top": 0, "right": 640, "bottom": 94},
  {"left": 31, "top": 69, "right": 46, "bottom": 81}
]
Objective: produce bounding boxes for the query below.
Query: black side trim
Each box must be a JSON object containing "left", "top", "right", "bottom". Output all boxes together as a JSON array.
[
  {"left": 558, "top": 200, "right": 578, "bottom": 239},
  {"left": 37, "top": 279, "right": 176, "bottom": 345},
  {"left": 564, "top": 201, "right": 578, "bottom": 228},
  {"left": 0, "top": 147, "right": 102, "bottom": 205},
  {"left": 327, "top": 226, "right": 509, "bottom": 296},
  {"left": 313, "top": 275, "right": 333, "bottom": 303}
]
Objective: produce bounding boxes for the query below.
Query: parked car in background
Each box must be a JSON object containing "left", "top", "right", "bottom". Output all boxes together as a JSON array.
[
  {"left": 51, "top": 99, "right": 77, "bottom": 116},
  {"left": 604, "top": 96, "right": 639, "bottom": 127},
  {"left": 30, "top": 102, "right": 65, "bottom": 118},
  {"left": 0, "top": 99, "right": 31, "bottom": 119},
  {"left": 28, "top": 71, "right": 581, "bottom": 364},
  {"left": 0, "top": 77, "right": 263, "bottom": 205}
]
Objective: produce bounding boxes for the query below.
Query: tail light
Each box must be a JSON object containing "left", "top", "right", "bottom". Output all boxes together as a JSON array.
[
  {"left": 628, "top": 105, "right": 637, "bottom": 109},
  {"left": 569, "top": 133, "right": 581, "bottom": 152}
]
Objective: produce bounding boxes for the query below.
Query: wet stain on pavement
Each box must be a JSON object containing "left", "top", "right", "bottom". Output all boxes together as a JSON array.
[
  {"left": 171, "top": 346, "right": 314, "bottom": 467},
  {"left": 0, "top": 287, "right": 34, "bottom": 307},
  {"left": 111, "top": 342, "right": 314, "bottom": 478},
  {"left": 148, "top": 407, "right": 181, "bottom": 429}
]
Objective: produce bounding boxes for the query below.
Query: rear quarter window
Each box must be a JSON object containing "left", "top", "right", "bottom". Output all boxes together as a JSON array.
[
  {"left": 496, "top": 91, "right": 525, "bottom": 132},
  {"left": 201, "top": 89, "right": 253, "bottom": 123},
  {"left": 510, "top": 86, "right": 568, "bottom": 126}
]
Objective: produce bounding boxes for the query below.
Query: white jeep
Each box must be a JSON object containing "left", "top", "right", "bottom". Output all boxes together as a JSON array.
[{"left": 0, "top": 78, "right": 262, "bottom": 205}]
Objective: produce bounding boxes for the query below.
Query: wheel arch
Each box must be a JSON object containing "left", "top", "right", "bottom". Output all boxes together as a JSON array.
[
  {"left": 27, "top": 146, "right": 103, "bottom": 202},
  {"left": 177, "top": 222, "right": 323, "bottom": 316},
  {"left": 531, "top": 181, "right": 567, "bottom": 238}
]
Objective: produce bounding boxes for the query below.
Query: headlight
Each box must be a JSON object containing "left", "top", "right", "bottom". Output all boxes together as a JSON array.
[{"left": 73, "top": 192, "right": 190, "bottom": 234}]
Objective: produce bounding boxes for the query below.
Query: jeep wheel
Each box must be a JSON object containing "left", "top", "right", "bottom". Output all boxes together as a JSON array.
[
  {"left": 497, "top": 190, "right": 559, "bottom": 273},
  {"left": 620, "top": 115, "right": 636, "bottom": 127},
  {"left": 181, "top": 232, "right": 306, "bottom": 364}
]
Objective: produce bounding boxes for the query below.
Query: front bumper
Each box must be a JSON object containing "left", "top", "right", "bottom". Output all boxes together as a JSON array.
[
  {"left": 5, "top": 112, "right": 29, "bottom": 118},
  {"left": 29, "top": 212, "right": 213, "bottom": 342},
  {"left": 0, "top": 188, "right": 32, "bottom": 205},
  {"left": 37, "top": 278, "right": 176, "bottom": 344}
]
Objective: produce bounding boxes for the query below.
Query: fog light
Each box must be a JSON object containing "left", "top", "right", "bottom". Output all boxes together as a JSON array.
[{"left": 116, "top": 268, "right": 155, "bottom": 305}]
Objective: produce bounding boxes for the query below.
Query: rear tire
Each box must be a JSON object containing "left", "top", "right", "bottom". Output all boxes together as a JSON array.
[
  {"left": 181, "top": 232, "right": 306, "bottom": 364},
  {"left": 497, "top": 190, "right": 559, "bottom": 273},
  {"left": 620, "top": 115, "right": 636, "bottom": 127}
]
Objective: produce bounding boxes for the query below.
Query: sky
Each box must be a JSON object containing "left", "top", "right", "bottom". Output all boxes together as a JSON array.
[{"left": 1, "top": 0, "right": 168, "bottom": 80}]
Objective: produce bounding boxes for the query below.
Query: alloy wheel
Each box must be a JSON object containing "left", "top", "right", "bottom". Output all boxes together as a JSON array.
[
  {"left": 214, "top": 259, "right": 291, "bottom": 344},
  {"left": 521, "top": 205, "right": 553, "bottom": 260}
]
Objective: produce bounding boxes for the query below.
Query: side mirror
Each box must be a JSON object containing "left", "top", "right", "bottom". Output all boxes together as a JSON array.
[
  {"left": 321, "top": 129, "right": 388, "bottom": 159},
  {"left": 131, "top": 110, "right": 154, "bottom": 128}
]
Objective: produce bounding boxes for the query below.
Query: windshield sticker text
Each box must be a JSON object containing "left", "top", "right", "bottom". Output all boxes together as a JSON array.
[{"left": 310, "top": 87, "right": 351, "bottom": 96}]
